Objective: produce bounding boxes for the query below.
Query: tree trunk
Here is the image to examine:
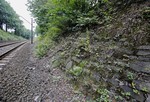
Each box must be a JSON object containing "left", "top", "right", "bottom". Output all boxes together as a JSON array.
[
  {"left": 6, "top": 24, "right": 7, "bottom": 32},
  {"left": 0, "top": 22, "right": 3, "bottom": 30}
]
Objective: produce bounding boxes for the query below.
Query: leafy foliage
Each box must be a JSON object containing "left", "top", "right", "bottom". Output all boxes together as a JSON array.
[
  {"left": 0, "top": 0, "right": 30, "bottom": 39},
  {"left": 27, "top": 0, "right": 111, "bottom": 38},
  {"left": 27, "top": 0, "right": 113, "bottom": 57}
]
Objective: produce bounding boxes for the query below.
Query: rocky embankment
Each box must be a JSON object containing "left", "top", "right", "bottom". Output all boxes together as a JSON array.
[{"left": 110, "top": 45, "right": 150, "bottom": 101}]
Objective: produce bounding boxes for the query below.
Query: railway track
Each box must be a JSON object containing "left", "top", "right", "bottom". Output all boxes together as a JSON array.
[
  {"left": 0, "top": 41, "right": 20, "bottom": 47},
  {"left": 0, "top": 41, "right": 27, "bottom": 69}
]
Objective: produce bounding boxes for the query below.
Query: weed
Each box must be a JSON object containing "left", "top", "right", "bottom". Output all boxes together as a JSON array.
[
  {"left": 115, "top": 95, "right": 123, "bottom": 101},
  {"left": 96, "top": 89, "right": 111, "bottom": 102},
  {"left": 133, "top": 89, "right": 140, "bottom": 94},
  {"left": 69, "top": 66, "right": 83, "bottom": 76},
  {"left": 121, "top": 92, "right": 131, "bottom": 97},
  {"left": 127, "top": 72, "right": 134, "bottom": 80},
  {"left": 35, "top": 42, "right": 49, "bottom": 58},
  {"left": 141, "top": 87, "right": 148, "bottom": 92}
]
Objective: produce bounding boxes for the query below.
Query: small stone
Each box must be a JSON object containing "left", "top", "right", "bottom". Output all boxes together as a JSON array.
[
  {"left": 34, "top": 95, "right": 41, "bottom": 102},
  {"left": 108, "top": 78, "right": 119, "bottom": 86},
  {"left": 0, "top": 63, "right": 5, "bottom": 66},
  {"left": 72, "top": 57, "right": 81, "bottom": 63},
  {"left": 92, "top": 72, "right": 101, "bottom": 82},
  {"left": 119, "top": 81, "right": 124, "bottom": 86},
  {"left": 66, "top": 61, "right": 73, "bottom": 69},
  {"left": 44, "top": 99, "right": 51, "bottom": 102},
  {"left": 146, "top": 94, "right": 150, "bottom": 102}
]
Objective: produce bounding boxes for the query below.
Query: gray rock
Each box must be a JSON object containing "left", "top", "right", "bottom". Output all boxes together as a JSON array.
[
  {"left": 128, "top": 56, "right": 138, "bottom": 60},
  {"left": 137, "top": 50, "right": 150, "bottom": 56},
  {"left": 44, "top": 99, "right": 51, "bottom": 102},
  {"left": 113, "top": 48, "right": 133, "bottom": 58},
  {"left": 107, "top": 78, "right": 119, "bottom": 87},
  {"left": 138, "top": 56, "right": 150, "bottom": 62},
  {"left": 34, "top": 95, "right": 41, "bottom": 102},
  {"left": 146, "top": 94, "right": 150, "bottom": 102},
  {"left": 92, "top": 72, "right": 101, "bottom": 82},
  {"left": 133, "top": 80, "right": 150, "bottom": 93},
  {"left": 137, "top": 46, "right": 150, "bottom": 50},
  {"left": 72, "top": 57, "right": 81, "bottom": 63},
  {"left": 129, "top": 61, "right": 150, "bottom": 74},
  {"left": 66, "top": 61, "right": 73, "bottom": 69},
  {"left": 120, "top": 85, "right": 145, "bottom": 102}
]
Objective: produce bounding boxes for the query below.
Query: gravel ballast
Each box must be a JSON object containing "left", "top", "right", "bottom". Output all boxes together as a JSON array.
[{"left": 0, "top": 42, "right": 85, "bottom": 102}]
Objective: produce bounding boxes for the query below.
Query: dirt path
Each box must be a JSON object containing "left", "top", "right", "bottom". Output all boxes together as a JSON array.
[{"left": 0, "top": 42, "right": 85, "bottom": 102}]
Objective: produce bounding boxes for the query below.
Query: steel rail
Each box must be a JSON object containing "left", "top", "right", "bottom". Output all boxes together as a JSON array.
[
  {"left": 0, "top": 42, "right": 26, "bottom": 60},
  {"left": 0, "top": 41, "right": 21, "bottom": 48}
]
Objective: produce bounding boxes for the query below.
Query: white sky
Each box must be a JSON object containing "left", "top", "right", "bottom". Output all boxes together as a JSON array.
[{"left": 5, "top": 0, "right": 32, "bottom": 30}]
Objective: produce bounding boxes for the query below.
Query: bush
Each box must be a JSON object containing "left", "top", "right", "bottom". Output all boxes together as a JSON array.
[
  {"left": 35, "top": 41, "right": 49, "bottom": 58},
  {"left": 35, "top": 27, "right": 61, "bottom": 58},
  {"left": 76, "top": 16, "right": 99, "bottom": 27}
]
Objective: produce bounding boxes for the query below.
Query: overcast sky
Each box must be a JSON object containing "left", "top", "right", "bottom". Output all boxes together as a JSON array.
[{"left": 5, "top": 0, "right": 32, "bottom": 30}]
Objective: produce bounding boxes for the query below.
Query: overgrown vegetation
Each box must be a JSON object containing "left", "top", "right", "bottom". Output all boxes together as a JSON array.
[
  {"left": 27, "top": 0, "right": 112, "bottom": 57},
  {"left": 0, "top": 29, "right": 24, "bottom": 41},
  {"left": 28, "top": 0, "right": 150, "bottom": 101}
]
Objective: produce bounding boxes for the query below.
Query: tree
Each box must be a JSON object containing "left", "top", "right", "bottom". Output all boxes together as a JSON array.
[
  {"left": 0, "top": 0, "right": 30, "bottom": 39},
  {"left": 27, "top": 0, "right": 111, "bottom": 40}
]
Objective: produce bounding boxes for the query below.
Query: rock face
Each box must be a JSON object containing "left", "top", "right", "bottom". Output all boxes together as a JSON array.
[
  {"left": 128, "top": 45, "right": 150, "bottom": 101},
  {"left": 146, "top": 94, "right": 150, "bottom": 102},
  {"left": 130, "top": 61, "right": 150, "bottom": 74},
  {"left": 106, "top": 45, "right": 150, "bottom": 101},
  {"left": 137, "top": 46, "right": 150, "bottom": 50},
  {"left": 137, "top": 50, "right": 150, "bottom": 56},
  {"left": 130, "top": 45, "right": 150, "bottom": 74}
]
